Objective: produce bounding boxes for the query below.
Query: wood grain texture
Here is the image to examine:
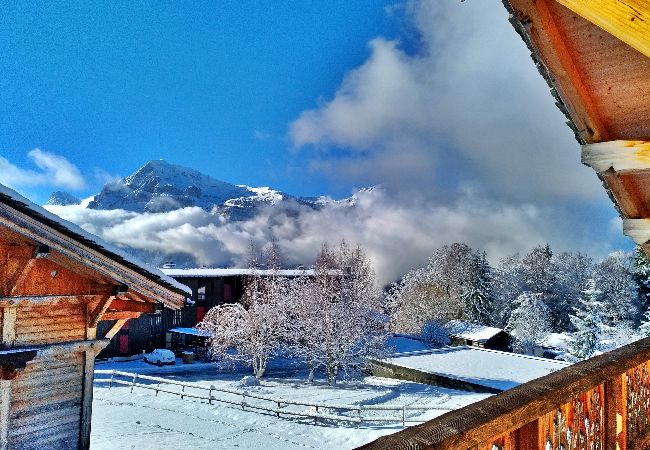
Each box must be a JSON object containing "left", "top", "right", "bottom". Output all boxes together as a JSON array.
[{"left": 553, "top": 0, "right": 650, "bottom": 58}]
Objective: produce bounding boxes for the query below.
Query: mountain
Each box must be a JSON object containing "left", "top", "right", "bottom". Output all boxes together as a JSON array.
[
  {"left": 45, "top": 191, "right": 81, "bottom": 206},
  {"left": 85, "top": 160, "right": 325, "bottom": 219}
]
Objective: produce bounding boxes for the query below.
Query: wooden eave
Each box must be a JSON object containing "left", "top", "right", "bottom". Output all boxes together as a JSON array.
[
  {"left": 503, "top": 0, "right": 650, "bottom": 250},
  {"left": 0, "top": 194, "right": 186, "bottom": 310}
]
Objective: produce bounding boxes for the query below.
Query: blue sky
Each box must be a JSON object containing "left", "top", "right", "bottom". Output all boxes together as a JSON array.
[
  {"left": 1, "top": 0, "right": 399, "bottom": 201},
  {"left": 0, "top": 1, "right": 632, "bottom": 274}
]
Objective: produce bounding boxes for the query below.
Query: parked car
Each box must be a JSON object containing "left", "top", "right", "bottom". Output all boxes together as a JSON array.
[{"left": 143, "top": 349, "right": 176, "bottom": 366}]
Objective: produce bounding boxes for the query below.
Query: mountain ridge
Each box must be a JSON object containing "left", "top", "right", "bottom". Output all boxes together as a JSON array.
[{"left": 50, "top": 160, "right": 355, "bottom": 219}]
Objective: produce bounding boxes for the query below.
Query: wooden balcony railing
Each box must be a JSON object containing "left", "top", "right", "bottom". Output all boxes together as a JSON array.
[{"left": 359, "top": 337, "right": 650, "bottom": 450}]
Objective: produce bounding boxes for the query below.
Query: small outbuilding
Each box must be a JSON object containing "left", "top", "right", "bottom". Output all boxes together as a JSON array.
[
  {"left": 444, "top": 320, "right": 511, "bottom": 351},
  {"left": 0, "top": 184, "right": 190, "bottom": 449}
]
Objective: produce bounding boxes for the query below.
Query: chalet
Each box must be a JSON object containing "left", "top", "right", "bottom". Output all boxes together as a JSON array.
[
  {"left": 362, "top": 1, "right": 650, "bottom": 449},
  {"left": 99, "top": 267, "right": 315, "bottom": 357},
  {"left": 0, "top": 184, "right": 189, "bottom": 449},
  {"left": 445, "top": 320, "right": 511, "bottom": 351}
]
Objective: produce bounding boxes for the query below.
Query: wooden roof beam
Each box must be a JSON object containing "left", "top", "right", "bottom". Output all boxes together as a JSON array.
[
  {"left": 582, "top": 140, "right": 650, "bottom": 173},
  {"left": 553, "top": 0, "right": 650, "bottom": 58}
]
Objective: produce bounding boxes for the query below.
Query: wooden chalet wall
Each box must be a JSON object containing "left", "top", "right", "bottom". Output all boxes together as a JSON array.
[{"left": 0, "top": 190, "right": 186, "bottom": 450}]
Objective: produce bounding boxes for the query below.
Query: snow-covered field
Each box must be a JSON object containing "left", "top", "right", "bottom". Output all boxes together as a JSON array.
[{"left": 90, "top": 357, "right": 490, "bottom": 449}]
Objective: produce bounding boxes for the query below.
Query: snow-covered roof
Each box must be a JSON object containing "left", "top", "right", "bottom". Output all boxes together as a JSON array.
[
  {"left": 384, "top": 346, "right": 570, "bottom": 391},
  {"left": 0, "top": 184, "right": 191, "bottom": 300},
  {"left": 169, "top": 327, "right": 213, "bottom": 337},
  {"left": 161, "top": 268, "right": 315, "bottom": 277},
  {"left": 539, "top": 333, "right": 572, "bottom": 351},
  {"left": 445, "top": 320, "right": 506, "bottom": 343}
]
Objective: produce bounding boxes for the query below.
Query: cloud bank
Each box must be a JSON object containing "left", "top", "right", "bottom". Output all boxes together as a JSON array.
[{"left": 46, "top": 188, "right": 621, "bottom": 286}]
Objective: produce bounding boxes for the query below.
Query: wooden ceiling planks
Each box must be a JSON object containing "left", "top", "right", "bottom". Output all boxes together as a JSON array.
[
  {"left": 546, "top": 0, "right": 650, "bottom": 140},
  {"left": 552, "top": 0, "right": 650, "bottom": 58},
  {"left": 507, "top": 0, "right": 650, "bottom": 250}
]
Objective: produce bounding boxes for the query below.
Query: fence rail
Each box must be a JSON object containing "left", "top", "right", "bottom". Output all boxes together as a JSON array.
[{"left": 94, "top": 369, "right": 451, "bottom": 427}]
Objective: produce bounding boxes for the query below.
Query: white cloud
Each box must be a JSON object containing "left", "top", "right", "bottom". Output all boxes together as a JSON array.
[
  {"left": 0, "top": 148, "right": 86, "bottom": 190},
  {"left": 289, "top": 0, "right": 602, "bottom": 203}
]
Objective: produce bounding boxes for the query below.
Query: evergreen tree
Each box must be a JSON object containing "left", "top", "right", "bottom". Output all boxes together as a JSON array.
[
  {"left": 463, "top": 252, "right": 494, "bottom": 325},
  {"left": 569, "top": 279, "right": 605, "bottom": 361},
  {"left": 634, "top": 246, "right": 650, "bottom": 313}
]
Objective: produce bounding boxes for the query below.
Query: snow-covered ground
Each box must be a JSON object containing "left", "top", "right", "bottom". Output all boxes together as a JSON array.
[{"left": 90, "top": 356, "right": 490, "bottom": 449}]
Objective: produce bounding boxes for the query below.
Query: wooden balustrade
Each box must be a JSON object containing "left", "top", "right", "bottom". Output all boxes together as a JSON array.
[{"left": 359, "top": 337, "right": 650, "bottom": 450}]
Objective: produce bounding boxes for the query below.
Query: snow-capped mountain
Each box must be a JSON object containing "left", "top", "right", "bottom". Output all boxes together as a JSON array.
[
  {"left": 83, "top": 160, "right": 328, "bottom": 219},
  {"left": 45, "top": 191, "right": 81, "bottom": 206}
]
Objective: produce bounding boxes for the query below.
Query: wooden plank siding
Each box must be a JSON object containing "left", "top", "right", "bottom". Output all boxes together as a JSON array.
[{"left": 8, "top": 351, "right": 83, "bottom": 449}]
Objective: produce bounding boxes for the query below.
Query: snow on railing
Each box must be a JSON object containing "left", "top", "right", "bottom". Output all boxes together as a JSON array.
[{"left": 94, "top": 369, "right": 451, "bottom": 427}]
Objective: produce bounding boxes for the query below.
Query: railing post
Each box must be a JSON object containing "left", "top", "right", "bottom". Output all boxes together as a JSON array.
[
  {"left": 513, "top": 420, "right": 538, "bottom": 450},
  {"left": 209, "top": 386, "right": 213, "bottom": 405},
  {"left": 605, "top": 374, "right": 626, "bottom": 450},
  {"left": 130, "top": 374, "right": 137, "bottom": 393}
]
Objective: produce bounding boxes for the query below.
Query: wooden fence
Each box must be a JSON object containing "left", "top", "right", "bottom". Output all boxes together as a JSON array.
[
  {"left": 94, "top": 369, "right": 451, "bottom": 427},
  {"left": 359, "top": 337, "right": 650, "bottom": 449}
]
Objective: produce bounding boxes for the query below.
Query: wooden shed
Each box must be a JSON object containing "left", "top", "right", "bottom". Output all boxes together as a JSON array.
[
  {"left": 0, "top": 184, "right": 189, "bottom": 449},
  {"left": 445, "top": 320, "right": 511, "bottom": 352},
  {"left": 362, "top": 1, "right": 650, "bottom": 449}
]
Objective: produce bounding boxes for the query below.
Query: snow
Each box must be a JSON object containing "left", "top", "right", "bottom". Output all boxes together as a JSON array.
[
  {"left": 0, "top": 183, "right": 191, "bottom": 296},
  {"left": 91, "top": 360, "right": 490, "bottom": 449},
  {"left": 383, "top": 346, "right": 570, "bottom": 391},
  {"left": 169, "top": 327, "right": 213, "bottom": 337},
  {"left": 444, "top": 320, "right": 504, "bottom": 343},
  {"left": 161, "top": 268, "right": 315, "bottom": 277},
  {"left": 540, "top": 333, "right": 572, "bottom": 350}
]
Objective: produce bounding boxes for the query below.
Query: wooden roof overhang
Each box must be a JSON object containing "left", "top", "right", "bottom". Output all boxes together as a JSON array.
[
  {"left": 501, "top": 0, "right": 650, "bottom": 252},
  {"left": 0, "top": 187, "right": 189, "bottom": 375}
]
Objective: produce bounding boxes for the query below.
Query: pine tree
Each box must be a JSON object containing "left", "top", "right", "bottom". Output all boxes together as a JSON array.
[
  {"left": 463, "top": 252, "right": 494, "bottom": 325},
  {"left": 569, "top": 279, "right": 605, "bottom": 361},
  {"left": 634, "top": 247, "right": 650, "bottom": 313}
]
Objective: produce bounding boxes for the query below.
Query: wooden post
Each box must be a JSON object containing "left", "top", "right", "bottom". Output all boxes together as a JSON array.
[
  {"left": 513, "top": 420, "right": 538, "bottom": 450},
  {"left": 79, "top": 349, "right": 97, "bottom": 450},
  {"left": 605, "top": 374, "right": 626, "bottom": 450},
  {"left": 1, "top": 306, "right": 16, "bottom": 347},
  {"left": 0, "top": 380, "right": 11, "bottom": 450}
]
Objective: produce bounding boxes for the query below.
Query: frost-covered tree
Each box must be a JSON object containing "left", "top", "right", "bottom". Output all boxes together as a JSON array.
[
  {"left": 569, "top": 279, "right": 606, "bottom": 361},
  {"left": 390, "top": 243, "right": 488, "bottom": 332},
  {"left": 640, "top": 309, "right": 650, "bottom": 338},
  {"left": 492, "top": 254, "right": 525, "bottom": 328},
  {"left": 552, "top": 251, "right": 593, "bottom": 331},
  {"left": 290, "top": 242, "right": 387, "bottom": 384},
  {"left": 593, "top": 252, "right": 638, "bottom": 326},
  {"left": 198, "top": 252, "right": 289, "bottom": 378},
  {"left": 420, "top": 321, "right": 450, "bottom": 347},
  {"left": 388, "top": 267, "right": 449, "bottom": 333},
  {"left": 506, "top": 292, "right": 551, "bottom": 354}
]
